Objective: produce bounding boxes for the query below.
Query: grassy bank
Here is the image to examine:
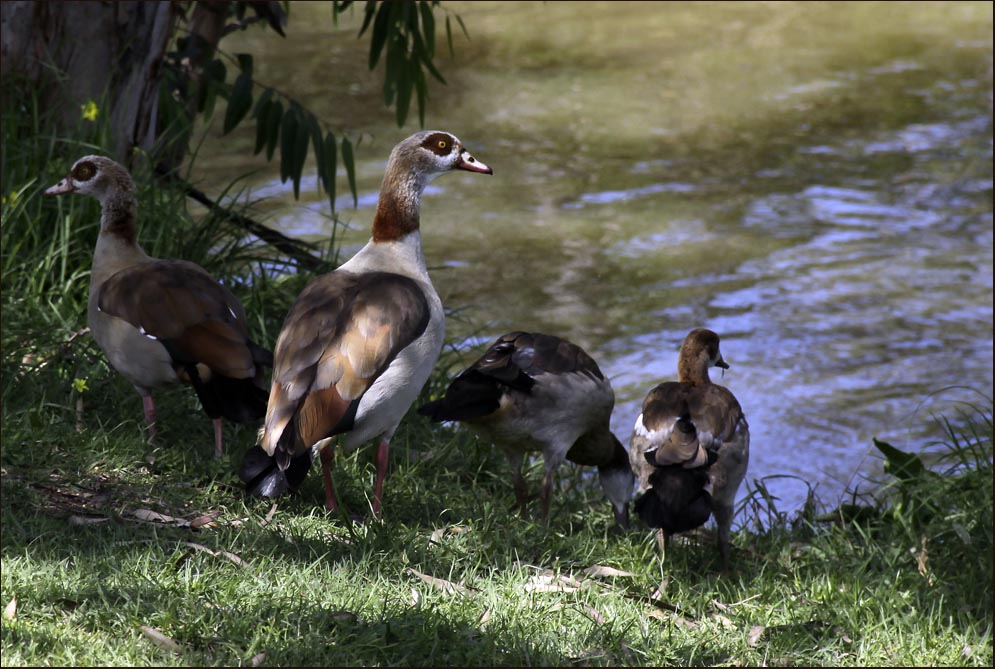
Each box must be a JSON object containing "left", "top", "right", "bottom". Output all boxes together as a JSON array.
[{"left": 2, "top": 96, "right": 992, "bottom": 667}]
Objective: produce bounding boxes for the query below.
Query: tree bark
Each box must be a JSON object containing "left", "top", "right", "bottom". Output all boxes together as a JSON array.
[{"left": 1, "top": 1, "right": 178, "bottom": 167}]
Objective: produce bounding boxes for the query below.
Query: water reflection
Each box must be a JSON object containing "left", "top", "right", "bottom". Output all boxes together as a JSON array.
[{"left": 191, "top": 1, "right": 993, "bottom": 516}]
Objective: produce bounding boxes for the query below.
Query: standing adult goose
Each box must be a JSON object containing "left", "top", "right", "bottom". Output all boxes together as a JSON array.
[
  {"left": 44, "top": 156, "right": 273, "bottom": 457},
  {"left": 240, "top": 130, "right": 491, "bottom": 519},
  {"left": 418, "top": 331, "right": 634, "bottom": 528},
  {"left": 629, "top": 328, "right": 749, "bottom": 569}
]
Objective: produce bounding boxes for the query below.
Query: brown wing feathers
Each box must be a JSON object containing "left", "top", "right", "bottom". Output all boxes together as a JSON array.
[
  {"left": 263, "top": 271, "right": 431, "bottom": 456},
  {"left": 97, "top": 259, "right": 271, "bottom": 422}
]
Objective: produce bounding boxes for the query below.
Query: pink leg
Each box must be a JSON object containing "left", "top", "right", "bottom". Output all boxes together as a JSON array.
[
  {"left": 372, "top": 437, "right": 390, "bottom": 520},
  {"left": 142, "top": 395, "right": 157, "bottom": 444},
  {"left": 319, "top": 446, "right": 341, "bottom": 512},
  {"left": 213, "top": 418, "right": 224, "bottom": 458}
]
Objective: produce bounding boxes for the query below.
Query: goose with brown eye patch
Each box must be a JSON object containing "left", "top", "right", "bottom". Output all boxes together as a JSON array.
[
  {"left": 240, "top": 130, "right": 491, "bottom": 520},
  {"left": 43, "top": 155, "right": 273, "bottom": 459},
  {"left": 629, "top": 328, "right": 750, "bottom": 572}
]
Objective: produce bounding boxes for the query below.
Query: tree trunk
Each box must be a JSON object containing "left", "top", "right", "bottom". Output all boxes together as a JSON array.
[{"left": 1, "top": 1, "right": 178, "bottom": 167}]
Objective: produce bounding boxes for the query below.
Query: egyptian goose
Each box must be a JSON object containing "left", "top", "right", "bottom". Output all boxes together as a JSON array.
[
  {"left": 240, "top": 131, "right": 492, "bottom": 519},
  {"left": 418, "top": 331, "right": 634, "bottom": 528},
  {"left": 43, "top": 156, "right": 273, "bottom": 457},
  {"left": 629, "top": 328, "right": 749, "bottom": 569}
]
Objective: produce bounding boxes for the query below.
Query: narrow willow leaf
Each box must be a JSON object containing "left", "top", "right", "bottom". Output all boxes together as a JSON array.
[
  {"left": 455, "top": 13, "right": 469, "bottom": 39},
  {"left": 417, "top": 36, "right": 447, "bottom": 86},
  {"left": 264, "top": 99, "right": 283, "bottom": 161},
  {"left": 368, "top": 1, "right": 392, "bottom": 70},
  {"left": 308, "top": 113, "right": 325, "bottom": 196},
  {"left": 253, "top": 98, "right": 272, "bottom": 155},
  {"left": 445, "top": 15, "right": 454, "bottom": 57},
  {"left": 395, "top": 59, "right": 415, "bottom": 127},
  {"left": 253, "top": 87, "right": 274, "bottom": 117},
  {"left": 236, "top": 52, "right": 254, "bottom": 76},
  {"left": 419, "top": 1, "right": 435, "bottom": 56},
  {"left": 223, "top": 72, "right": 253, "bottom": 135},
  {"left": 414, "top": 66, "right": 427, "bottom": 127},
  {"left": 279, "top": 108, "right": 297, "bottom": 183},
  {"left": 358, "top": 0, "right": 377, "bottom": 36},
  {"left": 289, "top": 106, "right": 310, "bottom": 198},
  {"left": 323, "top": 131, "right": 338, "bottom": 212},
  {"left": 341, "top": 136, "right": 357, "bottom": 207}
]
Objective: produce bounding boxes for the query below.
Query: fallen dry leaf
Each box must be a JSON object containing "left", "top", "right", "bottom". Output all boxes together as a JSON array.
[
  {"left": 140, "top": 625, "right": 182, "bottom": 653},
  {"left": 189, "top": 512, "right": 220, "bottom": 529},
  {"left": 260, "top": 503, "right": 278, "bottom": 527},
  {"left": 407, "top": 568, "right": 475, "bottom": 596},
  {"left": 411, "top": 588, "right": 421, "bottom": 607},
  {"left": 583, "top": 565, "right": 636, "bottom": 578},
  {"left": 249, "top": 652, "right": 266, "bottom": 666},
  {"left": 646, "top": 607, "right": 698, "bottom": 630},
  {"left": 523, "top": 573, "right": 585, "bottom": 593},
  {"left": 4, "top": 595, "right": 16, "bottom": 621},
  {"left": 712, "top": 613, "right": 735, "bottom": 628},
  {"left": 478, "top": 609, "right": 492, "bottom": 632},
  {"left": 711, "top": 598, "right": 730, "bottom": 612},
  {"left": 181, "top": 542, "right": 246, "bottom": 568},
  {"left": 582, "top": 604, "right": 606, "bottom": 624},
  {"left": 650, "top": 577, "right": 670, "bottom": 602},
  {"left": 748, "top": 625, "right": 766, "bottom": 647},
  {"left": 68, "top": 514, "right": 110, "bottom": 526},
  {"left": 133, "top": 509, "right": 189, "bottom": 527}
]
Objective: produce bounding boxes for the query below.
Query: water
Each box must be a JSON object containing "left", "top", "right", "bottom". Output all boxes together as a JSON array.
[{"left": 191, "top": 1, "right": 994, "bottom": 515}]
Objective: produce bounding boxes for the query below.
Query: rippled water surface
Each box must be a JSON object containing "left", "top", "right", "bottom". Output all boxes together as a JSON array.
[{"left": 191, "top": 1, "right": 994, "bottom": 514}]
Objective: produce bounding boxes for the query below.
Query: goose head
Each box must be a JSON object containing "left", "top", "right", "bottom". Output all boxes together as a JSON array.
[
  {"left": 677, "top": 328, "right": 729, "bottom": 384},
  {"left": 373, "top": 131, "right": 491, "bottom": 242},
  {"left": 390, "top": 130, "right": 492, "bottom": 185},
  {"left": 44, "top": 155, "right": 135, "bottom": 206}
]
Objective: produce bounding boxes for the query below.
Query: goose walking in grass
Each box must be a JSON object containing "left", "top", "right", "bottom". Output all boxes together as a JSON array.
[
  {"left": 45, "top": 156, "right": 272, "bottom": 458},
  {"left": 630, "top": 328, "right": 749, "bottom": 568},
  {"left": 240, "top": 131, "right": 492, "bottom": 520},
  {"left": 419, "top": 331, "right": 634, "bottom": 528}
]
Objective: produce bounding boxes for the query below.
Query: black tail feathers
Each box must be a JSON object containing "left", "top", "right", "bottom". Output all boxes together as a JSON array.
[
  {"left": 240, "top": 445, "right": 314, "bottom": 498},
  {"left": 635, "top": 464, "right": 713, "bottom": 535}
]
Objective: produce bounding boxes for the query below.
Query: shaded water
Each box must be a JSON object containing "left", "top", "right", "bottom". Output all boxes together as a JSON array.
[{"left": 191, "top": 1, "right": 994, "bottom": 515}]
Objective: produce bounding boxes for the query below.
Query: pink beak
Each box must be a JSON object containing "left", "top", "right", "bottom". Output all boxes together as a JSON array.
[
  {"left": 456, "top": 149, "right": 493, "bottom": 175},
  {"left": 44, "top": 179, "right": 75, "bottom": 196}
]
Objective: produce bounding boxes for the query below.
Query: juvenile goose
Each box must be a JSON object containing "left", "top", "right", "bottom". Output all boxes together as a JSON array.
[
  {"left": 240, "top": 131, "right": 491, "bottom": 519},
  {"left": 418, "top": 331, "right": 634, "bottom": 528},
  {"left": 44, "top": 156, "right": 272, "bottom": 457},
  {"left": 630, "top": 328, "right": 749, "bottom": 569}
]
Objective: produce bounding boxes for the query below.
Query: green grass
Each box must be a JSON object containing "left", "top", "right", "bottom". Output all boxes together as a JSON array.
[{"left": 2, "top": 82, "right": 992, "bottom": 667}]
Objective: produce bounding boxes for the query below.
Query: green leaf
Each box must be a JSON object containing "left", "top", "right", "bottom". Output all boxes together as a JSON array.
[
  {"left": 384, "top": 36, "right": 405, "bottom": 108},
  {"left": 395, "top": 59, "right": 414, "bottom": 127},
  {"left": 872, "top": 438, "right": 927, "bottom": 483},
  {"left": 289, "top": 106, "right": 310, "bottom": 198},
  {"left": 279, "top": 107, "right": 297, "bottom": 183},
  {"left": 368, "top": 1, "right": 392, "bottom": 70},
  {"left": 413, "top": 30, "right": 446, "bottom": 84},
  {"left": 264, "top": 99, "right": 283, "bottom": 161},
  {"left": 223, "top": 72, "right": 253, "bottom": 135},
  {"left": 323, "top": 131, "right": 338, "bottom": 213},
  {"left": 414, "top": 66, "right": 427, "bottom": 127},
  {"left": 455, "top": 13, "right": 470, "bottom": 39},
  {"left": 358, "top": 0, "right": 377, "bottom": 36},
  {"left": 341, "top": 136, "right": 357, "bottom": 208},
  {"left": 252, "top": 89, "right": 275, "bottom": 155},
  {"left": 200, "top": 59, "right": 227, "bottom": 118},
  {"left": 419, "top": 1, "right": 435, "bottom": 56},
  {"left": 253, "top": 87, "right": 274, "bottom": 117},
  {"left": 236, "top": 53, "right": 254, "bottom": 76},
  {"left": 445, "top": 15, "right": 454, "bottom": 57},
  {"left": 307, "top": 112, "right": 326, "bottom": 195}
]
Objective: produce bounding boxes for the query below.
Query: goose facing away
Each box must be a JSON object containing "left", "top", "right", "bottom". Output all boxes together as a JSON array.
[
  {"left": 44, "top": 156, "right": 272, "bottom": 457},
  {"left": 240, "top": 131, "right": 492, "bottom": 519},
  {"left": 419, "top": 331, "right": 634, "bottom": 528},
  {"left": 630, "top": 328, "right": 749, "bottom": 568}
]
